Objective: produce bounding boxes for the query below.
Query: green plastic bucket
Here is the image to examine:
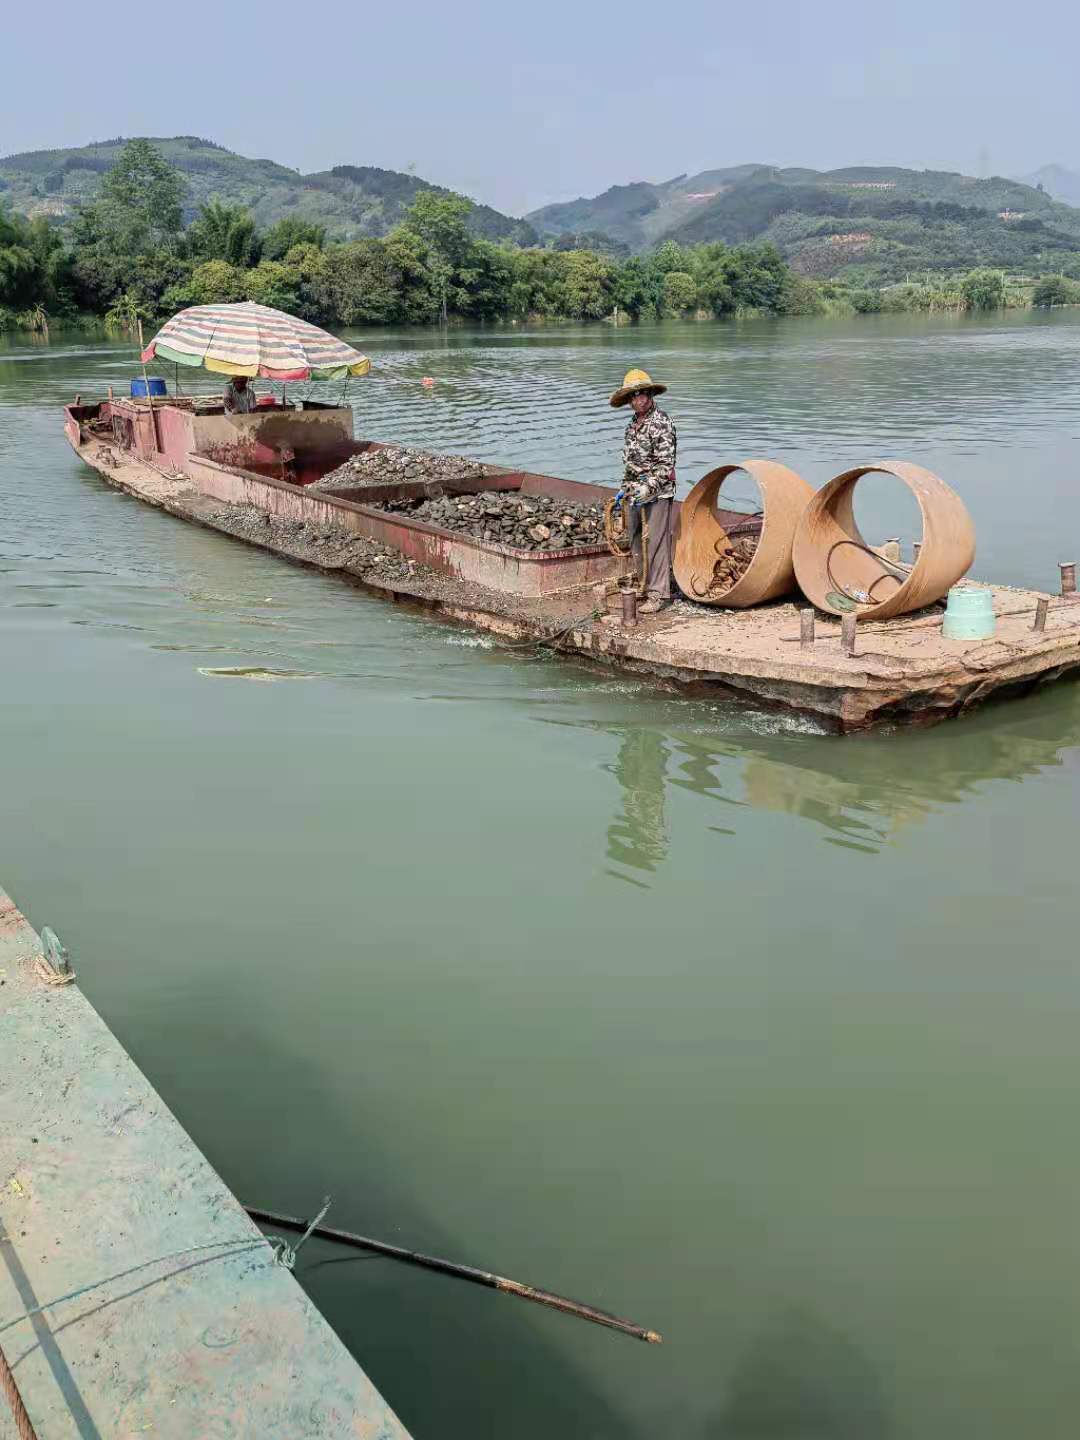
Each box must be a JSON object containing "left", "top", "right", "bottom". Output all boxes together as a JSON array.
[{"left": 942, "top": 587, "right": 995, "bottom": 639}]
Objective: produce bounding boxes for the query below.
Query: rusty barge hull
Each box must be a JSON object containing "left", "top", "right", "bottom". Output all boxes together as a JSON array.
[{"left": 63, "top": 400, "right": 1080, "bottom": 731}]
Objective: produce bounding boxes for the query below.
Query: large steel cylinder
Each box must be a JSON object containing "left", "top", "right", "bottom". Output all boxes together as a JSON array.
[
  {"left": 792, "top": 460, "right": 976, "bottom": 621},
  {"left": 673, "top": 460, "right": 814, "bottom": 607}
]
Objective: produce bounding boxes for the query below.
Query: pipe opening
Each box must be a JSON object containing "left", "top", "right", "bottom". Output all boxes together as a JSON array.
[
  {"left": 674, "top": 460, "right": 813, "bottom": 609},
  {"left": 792, "top": 462, "right": 975, "bottom": 622}
]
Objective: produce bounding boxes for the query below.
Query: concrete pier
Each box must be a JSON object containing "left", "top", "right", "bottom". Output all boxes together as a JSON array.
[{"left": 0, "top": 889, "right": 410, "bottom": 1439}]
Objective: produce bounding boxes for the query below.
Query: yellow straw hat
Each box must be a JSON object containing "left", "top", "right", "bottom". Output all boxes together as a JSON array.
[{"left": 610, "top": 368, "right": 668, "bottom": 408}]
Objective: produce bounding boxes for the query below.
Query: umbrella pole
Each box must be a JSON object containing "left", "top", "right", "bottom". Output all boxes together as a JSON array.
[{"left": 136, "top": 319, "right": 161, "bottom": 454}]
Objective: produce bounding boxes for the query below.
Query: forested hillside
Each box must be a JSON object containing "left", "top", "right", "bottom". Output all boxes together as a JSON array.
[
  {"left": 0, "top": 136, "right": 535, "bottom": 245},
  {"left": 529, "top": 165, "right": 1080, "bottom": 281}
]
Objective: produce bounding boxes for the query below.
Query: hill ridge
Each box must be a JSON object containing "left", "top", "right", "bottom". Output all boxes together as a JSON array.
[
  {"left": 526, "top": 162, "right": 1080, "bottom": 280},
  {"left": 0, "top": 136, "right": 536, "bottom": 246}
]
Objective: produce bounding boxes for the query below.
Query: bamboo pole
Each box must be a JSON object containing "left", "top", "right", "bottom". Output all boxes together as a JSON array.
[
  {"left": 136, "top": 319, "right": 161, "bottom": 454},
  {"left": 245, "top": 1205, "right": 662, "bottom": 1344}
]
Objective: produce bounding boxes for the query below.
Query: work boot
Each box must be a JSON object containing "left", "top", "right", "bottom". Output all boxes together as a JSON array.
[{"left": 638, "top": 596, "right": 669, "bottom": 615}]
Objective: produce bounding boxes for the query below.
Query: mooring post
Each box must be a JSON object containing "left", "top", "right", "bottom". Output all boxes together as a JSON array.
[
  {"left": 621, "top": 589, "right": 638, "bottom": 627},
  {"left": 841, "top": 612, "right": 857, "bottom": 656},
  {"left": 1060, "top": 562, "right": 1076, "bottom": 596},
  {"left": 1033, "top": 597, "right": 1050, "bottom": 632},
  {"left": 800, "top": 608, "right": 815, "bottom": 649},
  {"left": 912, "top": 540, "right": 922, "bottom": 564}
]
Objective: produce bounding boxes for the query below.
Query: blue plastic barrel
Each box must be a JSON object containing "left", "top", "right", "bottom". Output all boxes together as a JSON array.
[{"left": 130, "top": 377, "right": 167, "bottom": 398}]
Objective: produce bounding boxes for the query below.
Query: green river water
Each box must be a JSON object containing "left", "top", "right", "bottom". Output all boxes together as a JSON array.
[{"left": 2, "top": 314, "right": 1080, "bottom": 1438}]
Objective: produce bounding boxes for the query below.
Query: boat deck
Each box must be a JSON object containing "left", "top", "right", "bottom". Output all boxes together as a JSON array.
[
  {"left": 0, "top": 888, "right": 410, "bottom": 1438},
  {"left": 64, "top": 424, "right": 1080, "bottom": 731}
]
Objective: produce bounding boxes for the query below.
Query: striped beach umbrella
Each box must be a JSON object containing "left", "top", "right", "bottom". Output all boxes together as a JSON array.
[{"left": 140, "top": 302, "right": 371, "bottom": 382}]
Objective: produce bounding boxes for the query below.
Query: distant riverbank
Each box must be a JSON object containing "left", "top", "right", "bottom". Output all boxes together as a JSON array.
[{"left": 4, "top": 139, "right": 1077, "bottom": 343}]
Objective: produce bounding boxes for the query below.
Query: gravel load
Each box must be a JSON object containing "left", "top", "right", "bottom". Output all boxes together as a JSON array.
[
  {"left": 369, "top": 490, "right": 608, "bottom": 552},
  {"left": 199, "top": 502, "right": 424, "bottom": 582},
  {"left": 312, "top": 444, "right": 493, "bottom": 492}
]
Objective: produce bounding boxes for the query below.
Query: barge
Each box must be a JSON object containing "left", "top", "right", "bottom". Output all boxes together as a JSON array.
[{"left": 63, "top": 391, "right": 1080, "bottom": 731}]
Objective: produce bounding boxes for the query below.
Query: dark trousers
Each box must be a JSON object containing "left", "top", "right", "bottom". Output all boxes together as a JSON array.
[{"left": 627, "top": 497, "right": 674, "bottom": 600}]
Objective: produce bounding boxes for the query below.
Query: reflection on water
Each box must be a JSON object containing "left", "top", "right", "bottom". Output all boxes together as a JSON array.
[
  {"left": 605, "top": 728, "right": 671, "bottom": 879},
  {"left": 588, "top": 678, "right": 1080, "bottom": 875},
  {"left": 710, "top": 1310, "right": 892, "bottom": 1440},
  {"left": 4, "top": 317, "right": 1080, "bottom": 1439}
]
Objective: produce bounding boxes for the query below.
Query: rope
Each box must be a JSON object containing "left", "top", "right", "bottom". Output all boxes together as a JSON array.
[
  {"left": 826, "top": 538, "right": 912, "bottom": 607},
  {"left": 603, "top": 495, "right": 649, "bottom": 597},
  {"left": 0, "top": 1239, "right": 270, "bottom": 1339},
  {"left": 0, "top": 1188, "right": 327, "bottom": 1438},
  {"left": 270, "top": 1197, "right": 331, "bottom": 1271},
  {"left": 0, "top": 1343, "right": 37, "bottom": 1440}
]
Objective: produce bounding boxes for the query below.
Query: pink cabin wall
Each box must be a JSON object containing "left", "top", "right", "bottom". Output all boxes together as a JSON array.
[
  {"left": 155, "top": 404, "right": 196, "bottom": 466},
  {"left": 191, "top": 408, "right": 354, "bottom": 470}
]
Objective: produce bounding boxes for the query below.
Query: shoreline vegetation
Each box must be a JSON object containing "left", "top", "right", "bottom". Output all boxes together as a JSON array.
[{"left": 3, "top": 141, "right": 1080, "bottom": 339}]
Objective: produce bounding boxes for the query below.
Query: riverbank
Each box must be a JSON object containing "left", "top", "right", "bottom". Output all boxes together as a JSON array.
[
  {"left": 0, "top": 887, "right": 409, "bottom": 1438},
  {"left": 1, "top": 281, "right": 1067, "bottom": 338}
]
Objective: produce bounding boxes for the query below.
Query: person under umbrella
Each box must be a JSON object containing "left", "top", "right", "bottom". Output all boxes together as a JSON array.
[{"left": 223, "top": 374, "right": 258, "bottom": 414}]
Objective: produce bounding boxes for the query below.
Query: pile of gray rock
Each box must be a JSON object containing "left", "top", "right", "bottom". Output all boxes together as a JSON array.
[
  {"left": 312, "top": 444, "right": 494, "bottom": 492},
  {"left": 371, "top": 490, "right": 608, "bottom": 552}
]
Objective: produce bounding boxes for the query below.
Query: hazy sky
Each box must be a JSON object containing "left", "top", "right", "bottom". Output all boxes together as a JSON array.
[{"left": 3, "top": 0, "right": 1078, "bottom": 215}]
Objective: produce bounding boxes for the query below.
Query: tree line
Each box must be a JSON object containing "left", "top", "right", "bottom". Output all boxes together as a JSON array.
[{"left": 0, "top": 140, "right": 1075, "bottom": 334}]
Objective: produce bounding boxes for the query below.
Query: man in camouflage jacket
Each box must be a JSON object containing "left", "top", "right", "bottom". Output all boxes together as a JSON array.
[{"left": 610, "top": 368, "right": 677, "bottom": 612}]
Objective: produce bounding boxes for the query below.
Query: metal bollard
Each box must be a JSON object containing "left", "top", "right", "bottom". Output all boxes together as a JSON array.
[
  {"left": 800, "top": 608, "right": 815, "bottom": 650},
  {"left": 1060, "top": 562, "right": 1076, "bottom": 596},
  {"left": 621, "top": 589, "right": 638, "bottom": 627},
  {"left": 841, "top": 612, "right": 857, "bottom": 656},
  {"left": 912, "top": 541, "right": 922, "bottom": 564},
  {"left": 41, "top": 927, "right": 72, "bottom": 975},
  {"left": 1033, "top": 597, "right": 1050, "bottom": 632}
]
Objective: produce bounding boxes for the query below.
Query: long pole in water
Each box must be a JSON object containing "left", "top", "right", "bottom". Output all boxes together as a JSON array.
[
  {"left": 244, "top": 1205, "right": 662, "bottom": 1344},
  {"left": 136, "top": 319, "right": 161, "bottom": 454}
]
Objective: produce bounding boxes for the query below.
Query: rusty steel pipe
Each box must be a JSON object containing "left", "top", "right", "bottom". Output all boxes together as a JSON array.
[
  {"left": 673, "top": 460, "right": 814, "bottom": 607},
  {"left": 621, "top": 588, "right": 638, "bottom": 627},
  {"left": 1060, "top": 562, "right": 1076, "bottom": 596},
  {"left": 792, "top": 461, "right": 976, "bottom": 622},
  {"left": 1034, "top": 597, "right": 1050, "bottom": 632}
]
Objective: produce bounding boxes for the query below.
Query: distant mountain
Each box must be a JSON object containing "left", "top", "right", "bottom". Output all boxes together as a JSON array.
[
  {"left": 0, "top": 136, "right": 537, "bottom": 245},
  {"left": 528, "top": 165, "right": 769, "bottom": 250},
  {"left": 527, "top": 163, "right": 1080, "bottom": 280},
  {"left": 1019, "top": 164, "right": 1080, "bottom": 208}
]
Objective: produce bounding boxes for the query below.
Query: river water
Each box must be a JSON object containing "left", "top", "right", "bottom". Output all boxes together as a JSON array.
[{"left": 2, "top": 314, "right": 1080, "bottom": 1438}]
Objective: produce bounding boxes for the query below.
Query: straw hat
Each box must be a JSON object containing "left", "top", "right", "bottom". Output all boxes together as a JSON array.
[{"left": 609, "top": 368, "right": 667, "bottom": 408}]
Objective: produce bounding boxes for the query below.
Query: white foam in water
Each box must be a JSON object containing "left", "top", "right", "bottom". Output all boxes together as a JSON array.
[{"left": 443, "top": 634, "right": 495, "bottom": 648}]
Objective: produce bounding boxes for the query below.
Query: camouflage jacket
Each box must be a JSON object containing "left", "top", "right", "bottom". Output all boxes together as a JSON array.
[{"left": 622, "top": 406, "right": 677, "bottom": 503}]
